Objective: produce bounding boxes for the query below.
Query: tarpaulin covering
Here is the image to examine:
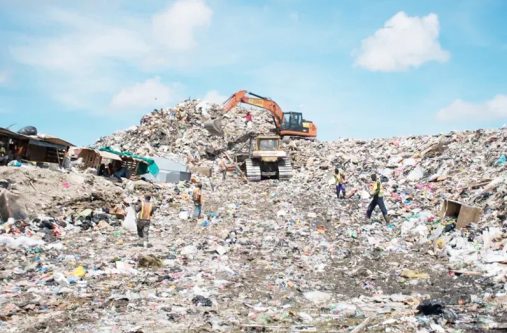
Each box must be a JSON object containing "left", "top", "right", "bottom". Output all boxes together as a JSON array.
[{"left": 98, "top": 147, "right": 159, "bottom": 175}]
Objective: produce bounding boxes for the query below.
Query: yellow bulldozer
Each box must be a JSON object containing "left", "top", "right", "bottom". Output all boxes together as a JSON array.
[{"left": 243, "top": 135, "right": 293, "bottom": 181}]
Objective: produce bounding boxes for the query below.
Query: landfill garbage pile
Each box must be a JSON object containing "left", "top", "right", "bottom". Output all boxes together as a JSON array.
[
  {"left": 287, "top": 129, "right": 507, "bottom": 238},
  {"left": 1, "top": 99, "right": 507, "bottom": 332},
  {"left": 93, "top": 100, "right": 274, "bottom": 164}
]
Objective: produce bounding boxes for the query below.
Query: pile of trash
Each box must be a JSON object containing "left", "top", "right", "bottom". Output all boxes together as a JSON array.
[
  {"left": 288, "top": 129, "right": 507, "bottom": 220},
  {"left": 94, "top": 100, "right": 274, "bottom": 165},
  {"left": 1, "top": 99, "right": 506, "bottom": 332}
]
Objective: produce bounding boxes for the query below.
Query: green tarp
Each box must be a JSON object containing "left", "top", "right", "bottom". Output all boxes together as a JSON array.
[{"left": 98, "top": 147, "right": 159, "bottom": 175}]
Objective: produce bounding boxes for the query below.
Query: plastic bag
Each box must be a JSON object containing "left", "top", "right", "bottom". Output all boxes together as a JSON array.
[
  {"left": 0, "top": 235, "right": 45, "bottom": 249},
  {"left": 122, "top": 207, "right": 137, "bottom": 234}
]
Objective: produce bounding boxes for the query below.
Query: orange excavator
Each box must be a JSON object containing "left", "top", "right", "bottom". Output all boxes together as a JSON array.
[{"left": 205, "top": 90, "right": 317, "bottom": 139}]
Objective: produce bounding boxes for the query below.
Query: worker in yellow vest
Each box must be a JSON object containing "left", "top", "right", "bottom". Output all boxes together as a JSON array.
[
  {"left": 135, "top": 195, "right": 156, "bottom": 248},
  {"left": 334, "top": 167, "right": 346, "bottom": 199},
  {"left": 366, "top": 174, "right": 390, "bottom": 223}
]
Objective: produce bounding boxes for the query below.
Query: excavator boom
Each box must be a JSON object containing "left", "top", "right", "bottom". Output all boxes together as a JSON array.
[
  {"left": 205, "top": 90, "right": 317, "bottom": 138},
  {"left": 223, "top": 90, "right": 284, "bottom": 129}
]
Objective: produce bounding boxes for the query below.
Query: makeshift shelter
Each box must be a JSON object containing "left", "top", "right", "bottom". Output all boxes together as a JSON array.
[
  {"left": 98, "top": 147, "right": 159, "bottom": 177},
  {"left": 0, "top": 127, "right": 73, "bottom": 164},
  {"left": 141, "top": 156, "right": 191, "bottom": 183},
  {"left": 69, "top": 148, "right": 102, "bottom": 169}
]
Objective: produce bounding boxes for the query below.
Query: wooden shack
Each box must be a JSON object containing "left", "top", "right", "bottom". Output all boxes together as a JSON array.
[
  {"left": 0, "top": 128, "right": 73, "bottom": 164},
  {"left": 69, "top": 148, "right": 102, "bottom": 169}
]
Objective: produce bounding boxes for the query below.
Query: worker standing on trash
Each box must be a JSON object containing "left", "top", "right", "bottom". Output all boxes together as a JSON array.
[
  {"left": 61, "top": 147, "right": 71, "bottom": 170},
  {"left": 334, "top": 167, "right": 346, "bottom": 199},
  {"left": 0, "top": 142, "right": 8, "bottom": 165},
  {"left": 366, "top": 174, "right": 390, "bottom": 223},
  {"left": 135, "top": 195, "right": 155, "bottom": 248},
  {"left": 244, "top": 111, "right": 253, "bottom": 128},
  {"left": 218, "top": 157, "right": 227, "bottom": 181},
  {"left": 192, "top": 183, "right": 203, "bottom": 220}
]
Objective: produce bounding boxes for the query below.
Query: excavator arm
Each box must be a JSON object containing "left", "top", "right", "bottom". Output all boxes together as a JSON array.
[
  {"left": 223, "top": 90, "right": 285, "bottom": 129},
  {"left": 204, "top": 89, "right": 317, "bottom": 138}
]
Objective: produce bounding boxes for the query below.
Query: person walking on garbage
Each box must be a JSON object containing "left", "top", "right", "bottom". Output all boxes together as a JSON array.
[
  {"left": 334, "top": 167, "right": 346, "bottom": 199},
  {"left": 192, "top": 183, "right": 203, "bottom": 220},
  {"left": 135, "top": 195, "right": 156, "bottom": 248},
  {"left": 218, "top": 157, "right": 227, "bottom": 180},
  {"left": 366, "top": 174, "right": 390, "bottom": 223}
]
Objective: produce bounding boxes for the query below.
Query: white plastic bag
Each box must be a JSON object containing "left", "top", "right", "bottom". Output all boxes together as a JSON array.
[
  {"left": 0, "top": 235, "right": 44, "bottom": 249},
  {"left": 122, "top": 206, "right": 138, "bottom": 234},
  {"left": 304, "top": 290, "right": 331, "bottom": 304}
]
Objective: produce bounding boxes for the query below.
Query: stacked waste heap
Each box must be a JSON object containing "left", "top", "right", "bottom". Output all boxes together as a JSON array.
[
  {"left": 93, "top": 100, "right": 274, "bottom": 163},
  {"left": 1, "top": 99, "right": 506, "bottom": 332}
]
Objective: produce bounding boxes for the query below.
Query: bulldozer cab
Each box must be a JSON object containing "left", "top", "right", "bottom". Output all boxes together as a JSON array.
[
  {"left": 250, "top": 135, "right": 286, "bottom": 162},
  {"left": 256, "top": 136, "right": 280, "bottom": 151}
]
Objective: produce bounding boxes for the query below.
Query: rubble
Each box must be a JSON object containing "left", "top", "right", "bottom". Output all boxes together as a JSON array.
[
  {"left": 0, "top": 100, "right": 506, "bottom": 332},
  {"left": 93, "top": 100, "right": 274, "bottom": 165}
]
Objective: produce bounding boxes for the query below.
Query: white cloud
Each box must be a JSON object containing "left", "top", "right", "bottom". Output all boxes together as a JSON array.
[
  {"left": 437, "top": 95, "right": 507, "bottom": 121},
  {"left": 9, "top": 1, "right": 213, "bottom": 110},
  {"left": 11, "top": 11, "right": 148, "bottom": 74},
  {"left": 355, "top": 12, "right": 450, "bottom": 72},
  {"left": 202, "top": 90, "right": 227, "bottom": 104},
  {"left": 152, "top": 0, "right": 212, "bottom": 51},
  {"left": 109, "top": 77, "right": 175, "bottom": 112},
  {"left": 12, "top": 1, "right": 213, "bottom": 73}
]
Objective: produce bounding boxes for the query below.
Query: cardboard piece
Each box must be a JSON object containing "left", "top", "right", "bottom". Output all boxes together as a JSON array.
[{"left": 441, "top": 199, "right": 482, "bottom": 228}]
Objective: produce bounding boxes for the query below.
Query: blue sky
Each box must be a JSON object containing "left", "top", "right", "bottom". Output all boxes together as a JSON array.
[{"left": 0, "top": 0, "right": 506, "bottom": 145}]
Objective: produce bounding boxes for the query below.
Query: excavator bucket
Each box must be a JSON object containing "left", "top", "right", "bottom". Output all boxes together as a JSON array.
[{"left": 203, "top": 119, "right": 224, "bottom": 137}]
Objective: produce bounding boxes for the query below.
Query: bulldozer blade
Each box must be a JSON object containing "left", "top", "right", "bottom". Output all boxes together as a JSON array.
[{"left": 203, "top": 119, "right": 224, "bottom": 137}]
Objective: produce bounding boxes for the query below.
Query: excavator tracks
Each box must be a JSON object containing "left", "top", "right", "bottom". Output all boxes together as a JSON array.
[
  {"left": 278, "top": 157, "right": 293, "bottom": 180},
  {"left": 245, "top": 159, "right": 261, "bottom": 182}
]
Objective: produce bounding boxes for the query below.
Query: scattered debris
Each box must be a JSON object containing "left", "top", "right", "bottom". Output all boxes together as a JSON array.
[
  {"left": 0, "top": 101, "right": 505, "bottom": 332},
  {"left": 192, "top": 295, "right": 213, "bottom": 307},
  {"left": 138, "top": 255, "right": 162, "bottom": 268},
  {"left": 417, "top": 300, "right": 445, "bottom": 316}
]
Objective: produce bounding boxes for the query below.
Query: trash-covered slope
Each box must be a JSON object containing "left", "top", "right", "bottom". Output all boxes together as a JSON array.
[
  {"left": 1, "top": 100, "right": 507, "bottom": 332},
  {"left": 93, "top": 100, "right": 274, "bottom": 161}
]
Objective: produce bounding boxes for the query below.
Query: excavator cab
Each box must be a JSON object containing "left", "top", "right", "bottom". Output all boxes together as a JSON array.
[
  {"left": 282, "top": 112, "right": 303, "bottom": 131},
  {"left": 281, "top": 112, "right": 314, "bottom": 135}
]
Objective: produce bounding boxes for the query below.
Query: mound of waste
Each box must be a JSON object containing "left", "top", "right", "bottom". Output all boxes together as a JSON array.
[{"left": 1, "top": 98, "right": 506, "bottom": 332}]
